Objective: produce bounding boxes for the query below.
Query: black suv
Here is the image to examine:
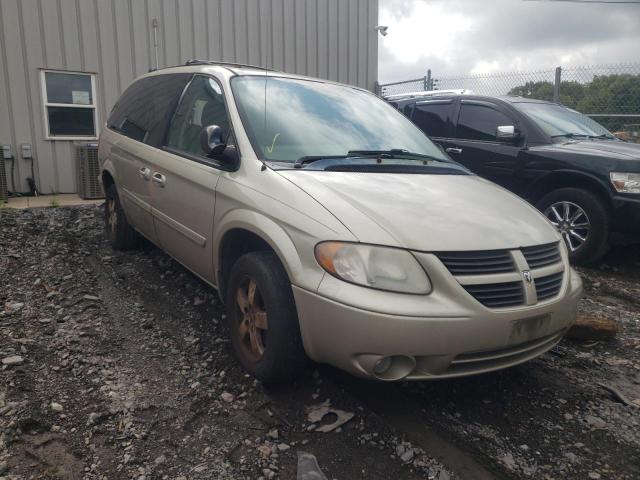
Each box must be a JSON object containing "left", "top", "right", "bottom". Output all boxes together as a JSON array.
[{"left": 388, "top": 92, "right": 640, "bottom": 264}]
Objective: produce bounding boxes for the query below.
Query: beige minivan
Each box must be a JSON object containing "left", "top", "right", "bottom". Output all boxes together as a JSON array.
[{"left": 99, "top": 61, "right": 583, "bottom": 383}]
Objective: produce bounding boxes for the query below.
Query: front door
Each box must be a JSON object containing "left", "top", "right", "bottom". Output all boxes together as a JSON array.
[
  {"left": 448, "top": 101, "right": 524, "bottom": 192},
  {"left": 151, "top": 75, "right": 233, "bottom": 284}
]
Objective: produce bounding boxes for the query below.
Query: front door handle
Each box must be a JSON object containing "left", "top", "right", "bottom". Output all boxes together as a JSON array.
[
  {"left": 152, "top": 172, "right": 166, "bottom": 187},
  {"left": 445, "top": 147, "right": 463, "bottom": 155},
  {"left": 139, "top": 167, "right": 151, "bottom": 180}
]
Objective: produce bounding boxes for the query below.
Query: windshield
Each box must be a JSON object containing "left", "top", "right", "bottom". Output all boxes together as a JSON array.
[
  {"left": 513, "top": 102, "right": 614, "bottom": 139},
  {"left": 231, "top": 76, "right": 451, "bottom": 164}
]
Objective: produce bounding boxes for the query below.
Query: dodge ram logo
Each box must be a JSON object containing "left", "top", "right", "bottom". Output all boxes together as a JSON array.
[{"left": 523, "top": 270, "right": 533, "bottom": 283}]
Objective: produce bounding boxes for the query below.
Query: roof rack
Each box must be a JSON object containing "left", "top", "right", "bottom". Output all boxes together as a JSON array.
[
  {"left": 184, "top": 59, "right": 274, "bottom": 72},
  {"left": 384, "top": 89, "right": 473, "bottom": 101}
]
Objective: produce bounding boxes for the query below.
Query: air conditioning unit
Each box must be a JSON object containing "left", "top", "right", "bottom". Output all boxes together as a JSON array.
[
  {"left": 75, "top": 142, "right": 104, "bottom": 199},
  {"left": 0, "top": 156, "right": 8, "bottom": 203}
]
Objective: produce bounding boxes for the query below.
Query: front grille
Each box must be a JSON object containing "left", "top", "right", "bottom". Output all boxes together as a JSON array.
[
  {"left": 522, "top": 242, "right": 561, "bottom": 269},
  {"left": 464, "top": 281, "right": 524, "bottom": 308},
  {"left": 436, "top": 250, "right": 514, "bottom": 275},
  {"left": 535, "top": 272, "right": 563, "bottom": 301}
]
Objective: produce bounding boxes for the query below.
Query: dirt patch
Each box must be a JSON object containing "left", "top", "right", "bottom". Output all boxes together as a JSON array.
[{"left": 0, "top": 206, "right": 450, "bottom": 480}]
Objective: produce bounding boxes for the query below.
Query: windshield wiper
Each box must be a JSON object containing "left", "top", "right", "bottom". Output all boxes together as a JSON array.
[
  {"left": 293, "top": 155, "right": 348, "bottom": 168},
  {"left": 347, "top": 149, "right": 445, "bottom": 162},
  {"left": 293, "top": 149, "right": 448, "bottom": 169},
  {"left": 551, "top": 133, "right": 614, "bottom": 140}
]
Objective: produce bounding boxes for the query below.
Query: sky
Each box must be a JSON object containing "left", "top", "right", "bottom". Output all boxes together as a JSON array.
[{"left": 378, "top": 0, "right": 640, "bottom": 83}]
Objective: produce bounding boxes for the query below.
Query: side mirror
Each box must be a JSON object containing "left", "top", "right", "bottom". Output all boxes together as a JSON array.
[
  {"left": 200, "top": 125, "right": 226, "bottom": 156},
  {"left": 496, "top": 125, "right": 518, "bottom": 141}
]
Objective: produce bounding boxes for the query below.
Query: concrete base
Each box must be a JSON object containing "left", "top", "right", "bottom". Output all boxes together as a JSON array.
[{"left": 4, "top": 194, "right": 103, "bottom": 209}]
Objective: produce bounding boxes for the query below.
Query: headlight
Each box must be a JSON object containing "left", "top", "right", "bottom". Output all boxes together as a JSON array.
[
  {"left": 314, "top": 241, "right": 431, "bottom": 294},
  {"left": 610, "top": 172, "right": 640, "bottom": 194}
]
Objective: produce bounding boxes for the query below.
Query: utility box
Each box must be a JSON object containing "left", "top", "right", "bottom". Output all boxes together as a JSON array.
[{"left": 75, "top": 143, "right": 104, "bottom": 200}]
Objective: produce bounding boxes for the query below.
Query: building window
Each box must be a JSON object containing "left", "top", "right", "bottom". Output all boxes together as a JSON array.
[{"left": 40, "top": 70, "right": 98, "bottom": 140}]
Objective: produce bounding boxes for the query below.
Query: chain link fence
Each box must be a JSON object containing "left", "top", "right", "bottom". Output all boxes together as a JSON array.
[{"left": 378, "top": 64, "right": 640, "bottom": 140}]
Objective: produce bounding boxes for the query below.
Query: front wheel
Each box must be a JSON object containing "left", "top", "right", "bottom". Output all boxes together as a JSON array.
[
  {"left": 225, "top": 251, "right": 307, "bottom": 383},
  {"left": 537, "top": 188, "right": 610, "bottom": 265},
  {"left": 105, "top": 184, "right": 138, "bottom": 250}
]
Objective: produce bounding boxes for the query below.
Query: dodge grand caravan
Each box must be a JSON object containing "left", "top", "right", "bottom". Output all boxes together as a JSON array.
[{"left": 98, "top": 62, "right": 583, "bottom": 383}]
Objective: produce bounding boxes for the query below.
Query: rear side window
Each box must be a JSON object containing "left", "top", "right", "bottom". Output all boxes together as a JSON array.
[
  {"left": 412, "top": 102, "right": 450, "bottom": 137},
  {"left": 456, "top": 104, "right": 513, "bottom": 141},
  {"left": 107, "top": 73, "right": 192, "bottom": 147}
]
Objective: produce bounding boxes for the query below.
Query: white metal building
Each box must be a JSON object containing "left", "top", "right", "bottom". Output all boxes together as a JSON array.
[{"left": 0, "top": 0, "right": 379, "bottom": 196}]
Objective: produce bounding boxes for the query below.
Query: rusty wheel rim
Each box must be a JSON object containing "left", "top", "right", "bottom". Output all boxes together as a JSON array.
[
  {"left": 235, "top": 277, "right": 268, "bottom": 362},
  {"left": 107, "top": 198, "right": 118, "bottom": 236}
]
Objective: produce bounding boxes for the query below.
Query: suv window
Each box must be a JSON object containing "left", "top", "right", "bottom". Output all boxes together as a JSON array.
[
  {"left": 456, "top": 103, "right": 513, "bottom": 142},
  {"left": 107, "top": 74, "right": 192, "bottom": 147},
  {"left": 412, "top": 102, "right": 450, "bottom": 138},
  {"left": 166, "top": 75, "right": 231, "bottom": 157}
]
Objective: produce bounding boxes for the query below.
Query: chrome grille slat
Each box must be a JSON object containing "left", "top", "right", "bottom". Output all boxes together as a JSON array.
[
  {"left": 436, "top": 250, "right": 514, "bottom": 275},
  {"left": 535, "top": 272, "right": 563, "bottom": 301},
  {"left": 463, "top": 281, "right": 524, "bottom": 308},
  {"left": 522, "top": 242, "right": 561, "bottom": 269}
]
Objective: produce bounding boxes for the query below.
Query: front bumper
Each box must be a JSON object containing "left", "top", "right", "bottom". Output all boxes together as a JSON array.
[
  {"left": 293, "top": 257, "right": 583, "bottom": 381},
  {"left": 612, "top": 194, "right": 640, "bottom": 234}
]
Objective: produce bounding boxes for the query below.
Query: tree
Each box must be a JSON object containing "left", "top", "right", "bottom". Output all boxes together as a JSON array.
[
  {"left": 508, "top": 81, "right": 584, "bottom": 108},
  {"left": 509, "top": 74, "right": 640, "bottom": 132}
]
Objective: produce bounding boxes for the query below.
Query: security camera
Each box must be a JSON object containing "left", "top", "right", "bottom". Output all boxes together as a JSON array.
[{"left": 375, "top": 25, "right": 388, "bottom": 37}]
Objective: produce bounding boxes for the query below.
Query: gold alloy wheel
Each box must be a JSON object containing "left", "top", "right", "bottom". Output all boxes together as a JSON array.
[
  {"left": 235, "top": 278, "right": 269, "bottom": 362},
  {"left": 107, "top": 198, "right": 118, "bottom": 237}
]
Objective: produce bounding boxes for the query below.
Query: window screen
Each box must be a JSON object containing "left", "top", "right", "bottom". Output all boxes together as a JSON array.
[
  {"left": 456, "top": 104, "right": 514, "bottom": 141},
  {"left": 107, "top": 74, "right": 192, "bottom": 147},
  {"left": 412, "top": 102, "right": 450, "bottom": 137}
]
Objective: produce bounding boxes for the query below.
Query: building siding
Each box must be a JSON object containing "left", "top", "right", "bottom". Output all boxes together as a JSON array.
[{"left": 0, "top": 0, "right": 379, "bottom": 194}]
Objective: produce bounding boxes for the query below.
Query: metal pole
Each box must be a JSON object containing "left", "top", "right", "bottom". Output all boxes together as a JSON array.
[
  {"left": 553, "top": 66, "right": 561, "bottom": 103},
  {"left": 152, "top": 19, "right": 159, "bottom": 71},
  {"left": 426, "top": 69, "right": 432, "bottom": 91}
]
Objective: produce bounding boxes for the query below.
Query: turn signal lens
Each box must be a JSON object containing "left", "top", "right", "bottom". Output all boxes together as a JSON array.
[{"left": 314, "top": 241, "right": 431, "bottom": 294}]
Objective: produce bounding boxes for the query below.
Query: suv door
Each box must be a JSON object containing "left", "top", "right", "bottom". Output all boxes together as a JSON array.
[
  {"left": 152, "top": 74, "right": 233, "bottom": 283},
  {"left": 106, "top": 74, "right": 192, "bottom": 243},
  {"left": 447, "top": 100, "right": 524, "bottom": 192}
]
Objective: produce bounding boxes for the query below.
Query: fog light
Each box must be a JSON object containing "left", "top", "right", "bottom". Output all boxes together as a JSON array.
[{"left": 373, "top": 356, "right": 392, "bottom": 375}]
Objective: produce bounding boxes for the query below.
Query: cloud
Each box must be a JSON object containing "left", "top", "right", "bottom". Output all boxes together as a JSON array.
[{"left": 378, "top": 0, "right": 640, "bottom": 83}]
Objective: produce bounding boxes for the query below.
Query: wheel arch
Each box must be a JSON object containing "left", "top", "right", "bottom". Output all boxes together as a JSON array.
[
  {"left": 100, "top": 159, "right": 118, "bottom": 191},
  {"left": 527, "top": 170, "right": 613, "bottom": 209},
  {"left": 214, "top": 211, "right": 305, "bottom": 303}
]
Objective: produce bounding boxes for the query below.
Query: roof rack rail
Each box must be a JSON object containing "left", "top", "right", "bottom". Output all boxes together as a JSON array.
[
  {"left": 184, "top": 59, "right": 275, "bottom": 71},
  {"left": 384, "top": 89, "right": 473, "bottom": 101}
]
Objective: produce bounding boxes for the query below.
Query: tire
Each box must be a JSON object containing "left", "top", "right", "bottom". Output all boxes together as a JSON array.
[
  {"left": 104, "top": 184, "right": 138, "bottom": 250},
  {"left": 537, "top": 188, "right": 610, "bottom": 265},
  {"left": 225, "top": 251, "right": 307, "bottom": 383}
]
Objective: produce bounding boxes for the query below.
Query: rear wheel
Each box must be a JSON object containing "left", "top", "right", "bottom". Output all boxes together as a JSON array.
[
  {"left": 537, "top": 188, "right": 609, "bottom": 265},
  {"left": 225, "top": 251, "right": 307, "bottom": 383},
  {"left": 105, "top": 184, "right": 138, "bottom": 250}
]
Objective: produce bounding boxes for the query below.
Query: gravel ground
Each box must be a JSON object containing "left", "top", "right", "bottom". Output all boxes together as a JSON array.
[{"left": 1, "top": 204, "right": 639, "bottom": 480}]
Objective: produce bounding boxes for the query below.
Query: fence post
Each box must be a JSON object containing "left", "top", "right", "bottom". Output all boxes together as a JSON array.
[
  {"left": 426, "top": 69, "right": 432, "bottom": 91},
  {"left": 553, "top": 66, "right": 561, "bottom": 103}
]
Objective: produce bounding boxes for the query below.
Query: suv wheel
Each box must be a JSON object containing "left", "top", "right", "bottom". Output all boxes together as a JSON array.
[
  {"left": 225, "top": 251, "right": 307, "bottom": 383},
  {"left": 537, "top": 188, "right": 609, "bottom": 265},
  {"left": 105, "top": 184, "right": 138, "bottom": 250}
]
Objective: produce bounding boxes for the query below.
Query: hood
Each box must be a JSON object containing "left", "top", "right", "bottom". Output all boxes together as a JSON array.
[
  {"left": 278, "top": 171, "right": 560, "bottom": 251},
  {"left": 549, "top": 139, "right": 640, "bottom": 162}
]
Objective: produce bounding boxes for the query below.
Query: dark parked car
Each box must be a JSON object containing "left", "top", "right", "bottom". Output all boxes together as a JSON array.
[{"left": 387, "top": 91, "right": 640, "bottom": 264}]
